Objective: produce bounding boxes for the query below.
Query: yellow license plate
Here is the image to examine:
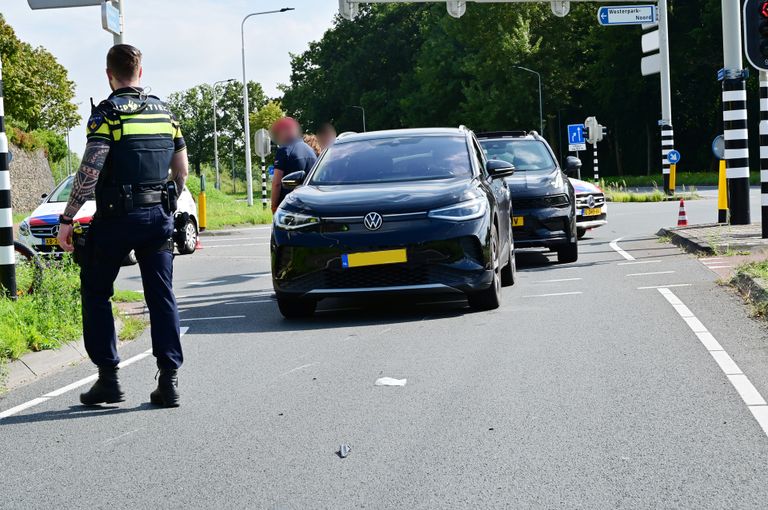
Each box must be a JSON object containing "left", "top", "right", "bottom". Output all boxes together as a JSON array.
[
  {"left": 512, "top": 216, "right": 525, "bottom": 227},
  {"left": 342, "top": 249, "right": 407, "bottom": 269},
  {"left": 45, "top": 238, "right": 59, "bottom": 246},
  {"left": 582, "top": 208, "right": 602, "bottom": 216}
]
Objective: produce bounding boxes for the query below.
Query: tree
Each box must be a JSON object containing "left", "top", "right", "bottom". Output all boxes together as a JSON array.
[{"left": 250, "top": 100, "right": 286, "bottom": 133}]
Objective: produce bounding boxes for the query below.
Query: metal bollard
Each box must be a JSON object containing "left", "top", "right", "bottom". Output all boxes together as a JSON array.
[{"left": 198, "top": 174, "right": 207, "bottom": 232}]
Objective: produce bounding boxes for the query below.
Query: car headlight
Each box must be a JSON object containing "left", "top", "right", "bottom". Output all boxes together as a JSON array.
[
  {"left": 428, "top": 197, "right": 488, "bottom": 221},
  {"left": 19, "top": 220, "right": 30, "bottom": 236},
  {"left": 274, "top": 210, "right": 320, "bottom": 230}
]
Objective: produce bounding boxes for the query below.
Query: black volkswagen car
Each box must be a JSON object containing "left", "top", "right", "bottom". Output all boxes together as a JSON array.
[
  {"left": 478, "top": 131, "right": 578, "bottom": 263},
  {"left": 271, "top": 127, "right": 516, "bottom": 318}
]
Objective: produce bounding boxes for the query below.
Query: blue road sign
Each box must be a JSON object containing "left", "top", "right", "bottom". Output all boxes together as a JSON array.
[
  {"left": 568, "top": 124, "right": 585, "bottom": 144},
  {"left": 268, "top": 165, "right": 274, "bottom": 177},
  {"left": 597, "top": 5, "right": 656, "bottom": 26},
  {"left": 667, "top": 150, "right": 681, "bottom": 164}
]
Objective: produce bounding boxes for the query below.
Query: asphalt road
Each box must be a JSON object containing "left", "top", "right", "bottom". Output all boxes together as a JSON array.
[{"left": 2, "top": 190, "right": 768, "bottom": 509}]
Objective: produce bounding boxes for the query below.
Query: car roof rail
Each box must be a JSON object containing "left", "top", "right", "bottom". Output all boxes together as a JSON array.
[
  {"left": 337, "top": 131, "right": 357, "bottom": 140},
  {"left": 476, "top": 130, "right": 528, "bottom": 139}
]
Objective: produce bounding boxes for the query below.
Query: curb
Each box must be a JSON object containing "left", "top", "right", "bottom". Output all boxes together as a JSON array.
[
  {"left": 656, "top": 226, "right": 715, "bottom": 256},
  {"left": 200, "top": 225, "right": 271, "bottom": 237},
  {"left": 731, "top": 272, "right": 768, "bottom": 309}
]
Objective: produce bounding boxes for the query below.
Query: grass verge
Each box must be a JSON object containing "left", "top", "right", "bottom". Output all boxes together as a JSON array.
[
  {"left": 732, "top": 261, "right": 768, "bottom": 319},
  {"left": 603, "top": 182, "right": 700, "bottom": 203},
  {"left": 187, "top": 175, "right": 272, "bottom": 230},
  {"left": 738, "top": 260, "right": 768, "bottom": 280},
  {"left": 601, "top": 172, "right": 760, "bottom": 188}
]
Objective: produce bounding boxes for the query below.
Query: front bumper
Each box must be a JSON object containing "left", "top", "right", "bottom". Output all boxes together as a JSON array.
[
  {"left": 511, "top": 204, "right": 574, "bottom": 249},
  {"left": 272, "top": 214, "right": 494, "bottom": 298}
]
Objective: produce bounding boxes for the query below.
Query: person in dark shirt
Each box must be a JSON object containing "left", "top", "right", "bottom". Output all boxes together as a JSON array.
[{"left": 271, "top": 117, "right": 318, "bottom": 212}]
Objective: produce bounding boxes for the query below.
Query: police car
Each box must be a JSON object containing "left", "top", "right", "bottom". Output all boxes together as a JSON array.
[
  {"left": 18, "top": 175, "right": 200, "bottom": 259},
  {"left": 570, "top": 178, "right": 607, "bottom": 239}
]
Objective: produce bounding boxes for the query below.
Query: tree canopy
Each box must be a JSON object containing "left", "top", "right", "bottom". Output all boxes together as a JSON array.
[{"left": 281, "top": 2, "right": 730, "bottom": 176}]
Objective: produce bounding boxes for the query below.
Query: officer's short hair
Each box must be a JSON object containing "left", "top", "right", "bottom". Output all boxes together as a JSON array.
[{"left": 107, "top": 44, "right": 142, "bottom": 81}]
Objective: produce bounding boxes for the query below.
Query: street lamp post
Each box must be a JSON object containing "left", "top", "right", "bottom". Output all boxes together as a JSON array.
[
  {"left": 212, "top": 78, "right": 235, "bottom": 191},
  {"left": 241, "top": 7, "right": 294, "bottom": 207},
  {"left": 514, "top": 65, "right": 543, "bottom": 134},
  {"left": 349, "top": 105, "right": 366, "bottom": 132}
]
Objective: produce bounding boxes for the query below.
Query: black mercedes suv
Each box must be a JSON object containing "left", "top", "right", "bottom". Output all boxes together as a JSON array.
[{"left": 478, "top": 131, "right": 578, "bottom": 263}]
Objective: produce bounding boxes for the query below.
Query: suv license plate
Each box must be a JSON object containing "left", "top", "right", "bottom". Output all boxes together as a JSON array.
[
  {"left": 342, "top": 249, "right": 407, "bottom": 269},
  {"left": 512, "top": 216, "right": 525, "bottom": 227},
  {"left": 582, "top": 208, "right": 601, "bottom": 216},
  {"left": 45, "top": 238, "right": 59, "bottom": 246}
]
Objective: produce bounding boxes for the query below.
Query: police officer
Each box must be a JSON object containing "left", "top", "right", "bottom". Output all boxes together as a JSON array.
[
  {"left": 57, "top": 45, "right": 189, "bottom": 408},
  {"left": 270, "top": 117, "right": 318, "bottom": 213}
]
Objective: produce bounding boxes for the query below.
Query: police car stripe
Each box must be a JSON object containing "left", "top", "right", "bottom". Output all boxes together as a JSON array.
[{"left": 0, "top": 55, "right": 15, "bottom": 293}]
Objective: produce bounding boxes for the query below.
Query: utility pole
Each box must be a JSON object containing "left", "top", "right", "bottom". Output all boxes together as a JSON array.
[
  {"left": 721, "top": 0, "right": 751, "bottom": 225},
  {"left": 114, "top": 0, "right": 124, "bottom": 44}
]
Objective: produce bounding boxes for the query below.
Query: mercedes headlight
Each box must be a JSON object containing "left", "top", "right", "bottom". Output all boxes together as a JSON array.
[
  {"left": 19, "top": 220, "right": 31, "bottom": 237},
  {"left": 274, "top": 210, "right": 320, "bottom": 230},
  {"left": 428, "top": 197, "right": 488, "bottom": 221}
]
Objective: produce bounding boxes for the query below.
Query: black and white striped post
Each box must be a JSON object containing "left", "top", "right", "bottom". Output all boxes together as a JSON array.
[
  {"left": 761, "top": 71, "right": 768, "bottom": 238},
  {"left": 0, "top": 55, "right": 17, "bottom": 298},
  {"left": 592, "top": 143, "right": 599, "bottom": 181},
  {"left": 261, "top": 157, "right": 268, "bottom": 209},
  {"left": 723, "top": 77, "right": 751, "bottom": 225},
  {"left": 661, "top": 124, "right": 674, "bottom": 194}
]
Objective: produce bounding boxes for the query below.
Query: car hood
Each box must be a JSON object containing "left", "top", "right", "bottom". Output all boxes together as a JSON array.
[
  {"left": 27, "top": 201, "right": 96, "bottom": 226},
  {"left": 569, "top": 178, "right": 602, "bottom": 194},
  {"left": 504, "top": 169, "right": 563, "bottom": 196},
  {"left": 283, "top": 179, "right": 475, "bottom": 216}
]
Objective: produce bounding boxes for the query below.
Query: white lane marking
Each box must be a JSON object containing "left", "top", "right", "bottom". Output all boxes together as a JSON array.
[
  {"left": 187, "top": 280, "right": 226, "bottom": 286},
  {"left": 200, "top": 243, "right": 269, "bottom": 249},
  {"left": 201, "top": 237, "right": 262, "bottom": 243},
  {"left": 700, "top": 257, "right": 724, "bottom": 262},
  {"left": 1, "top": 329, "right": 189, "bottom": 420},
  {"left": 0, "top": 398, "right": 50, "bottom": 419},
  {"left": 536, "top": 278, "right": 583, "bottom": 283},
  {"left": 707, "top": 265, "right": 734, "bottom": 269},
  {"left": 375, "top": 377, "right": 407, "bottom": 386},
  {"left": 523, "top": 291, "right": 583, "bottom": 298},
  {"left": 225, "top": 300, "right": 273, "bottom": 305},
  {"left": 625, "top": 271, "right": 676, "bottom": 277},
  {"left": 242, "top": 274, "right": 270, "bottom": 279},
  {"left": 104, "top": 427, "right": 144, "bottom": 444},
  {"left": 610, "top": 237, "right": 635, "bottom": 261},
  {"left": 618, "top": 260, "right": 662, "bottom": 266},
  {"left": 280, "top": 363, "right": 318, "bottom": 377},
  {"left": 637, "top": 284, "right": 692, "bottom": 290},
  {"left": 179, "top": 315, "right": 245, "bottom": 322},
  {"left": 658, "top": 288, "right": 768, "bottom": 437}
]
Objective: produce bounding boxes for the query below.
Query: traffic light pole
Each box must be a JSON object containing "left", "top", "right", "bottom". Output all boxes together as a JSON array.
[
  {"left": 658, "top": 0, "right": 675, "bottom": 195},
  {"left": 722, "top": 0, "right": 751, "bottom": 225},
  {"left": 761, "top": 71, "right": 768, "bottom": 237},
  {"left": 592, "top": 143, "right": 599, "bottom": 181}
]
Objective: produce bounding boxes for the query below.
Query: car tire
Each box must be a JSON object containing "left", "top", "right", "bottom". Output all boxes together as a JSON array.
[
  {"left": 122, "top": 250, "right": 138, "bottom": 266},
  {"left": 557, "top": 239, "right": 578, "bottom": 264},
  {"left": 577, "top": 228, "right": 587, "bottom": 240},
  {"left": 177, "top": 217, "right": 198, "bottom": 255},
  {"left": 500, "top": 231, "right": 515, "bottom": 287},
  {"left": 468, "top": 226, "right": 502, "bottom": 311},
  {"left": 276, "top": 294, "right": 317, "bottom": 319}
]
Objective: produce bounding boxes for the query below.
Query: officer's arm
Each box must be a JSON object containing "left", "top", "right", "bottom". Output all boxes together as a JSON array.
[
  {"left": 62, "top": 140, "right": 111, "bottom": 220},
  {"left": 170, "top": 148, "right": 189, "bottom": 191},
  {"left": 271, "top": 169, "right": 285, "bottom": 213}
]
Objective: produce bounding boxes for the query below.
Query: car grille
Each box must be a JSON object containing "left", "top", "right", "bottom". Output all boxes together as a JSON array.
[
  {"left": 513, "top": 194, "right": 570, "bottom": 210},
  {"left": 30, "top": 223, "right": 90, "bottom": 237},
  {"left": 575, "top": 193, "right": 606, "bottom": 208},
  {"left": 282, "top": 265, "right": 431, "bottom": 291}
]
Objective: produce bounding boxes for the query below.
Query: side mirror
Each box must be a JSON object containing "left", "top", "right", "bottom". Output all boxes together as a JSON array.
[
  {"left": 281, "top": 170, "right": 306, "bottom": 189},
  {"left": 565, "top": 156, "right": 582, "bottom": 176},
  {"left": 40, "top": 193, "right": 48, "bottom": 200},
  {"left": 486, "top": 159, "right": 515, "bottom": 178}
]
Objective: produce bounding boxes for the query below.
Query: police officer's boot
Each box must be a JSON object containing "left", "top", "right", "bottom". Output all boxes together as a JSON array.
[
  {"left": 150, "top": 369, "right": 180, "bottom": 408},
  {"left": 80, "top": 366, "right": 125, "bottom": 406}
]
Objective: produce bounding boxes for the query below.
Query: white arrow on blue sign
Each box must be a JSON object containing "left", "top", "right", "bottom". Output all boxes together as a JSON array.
[
  {"left": 598, "top": 5, "right": 657, "bottom": 26},
  {"left": 667, "top": 150, "right": 681, "bottom": 164},
  {"left": 568, "top": 124, "right": 585, "bottom": 144}
]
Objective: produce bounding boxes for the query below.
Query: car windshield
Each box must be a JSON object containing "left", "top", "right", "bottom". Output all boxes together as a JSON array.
[
  {"left": 310, "top": 135, "right": 472, "bottom": 185},
  {"left": 47, "top": 177, "right": 74, "bottom": 203},
  {"left": 479, "top": 139, "right": 556, "bottom": 172}
]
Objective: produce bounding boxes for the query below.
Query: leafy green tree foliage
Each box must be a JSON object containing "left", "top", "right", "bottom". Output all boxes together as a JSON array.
[
  {"left": 250, "top": 100, "right": 286, "bottom": 132},
  {"left": 0, "top": 14, "right": 80, "bottom": 132},
  {"left": 282, "top": 1, "right": 727, "bottom": 176}
]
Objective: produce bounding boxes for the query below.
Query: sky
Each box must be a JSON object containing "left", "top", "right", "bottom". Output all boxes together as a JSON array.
[{"left": 1, "top": 0, "right": 340, "bottom": 154}]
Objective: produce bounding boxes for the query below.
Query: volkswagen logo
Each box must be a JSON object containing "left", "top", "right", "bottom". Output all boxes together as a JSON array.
[
  {"left": 363, "top": 212, "right": 383, "bottom": 231},
  {"left": 587, "top": 195, "right": 596, "bottom": 208}
]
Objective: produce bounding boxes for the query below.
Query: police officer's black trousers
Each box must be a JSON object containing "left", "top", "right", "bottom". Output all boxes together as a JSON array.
[{"left": 80, "top": 205, "right": 182, "bottom": 370}]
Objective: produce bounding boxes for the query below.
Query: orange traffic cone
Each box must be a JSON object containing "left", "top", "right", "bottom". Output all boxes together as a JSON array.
[
  {"left": 677, "top": 199, "right": 688, "bottom": 227},
  {"left": 194, "top": 237, "right": 203, "bottom": 250}
]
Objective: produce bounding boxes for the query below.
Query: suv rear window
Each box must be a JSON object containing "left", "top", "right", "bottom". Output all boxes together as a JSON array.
[
  {"left": 479, "top": 139, "right": 556, "bottom": 172},
  {"left": 310, "top": 135, "right": 471, "bottom": 185}
]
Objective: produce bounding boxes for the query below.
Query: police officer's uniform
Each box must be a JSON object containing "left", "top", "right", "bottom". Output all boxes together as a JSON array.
[{"left": 80, "top": 87, "right": 185, "bottom": 394}]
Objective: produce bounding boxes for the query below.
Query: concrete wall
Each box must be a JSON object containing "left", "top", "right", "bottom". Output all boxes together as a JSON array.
[{"left": 8, "top": 143, "right": 55, "bottom": 213}]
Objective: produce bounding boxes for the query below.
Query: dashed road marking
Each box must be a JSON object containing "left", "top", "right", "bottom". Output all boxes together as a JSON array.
[
  {"left": 179, "top": 315, "right": 245, "bottom": 322},
  {"left": 522, "top": 291, "right": 583, "bottom": 298},
  {"left": 200, "top": 243, "right": 270, "bottom": 249},
  {"left": 658, "top": 288, "right": 768, "bottom": 437},
  {"left": 225, "top": 300, "right": 273, "bottom": 305},
  {"left": 610, "top": 237, "right": 635, "bottom": 261},
  {"left": 625, "top": 271, "right": 676, "bottom": 277},
  {"left": 0, "top": 328, "right": 189, "bottom": 421},
  {"left": 637, "top": 283, "right": 692, "bottom": 290},
  {"left": 618, "top": 260, "right": 662, "bottom": 266},
  {"left": 536, "top": 277, "right": 583, "bottom": 283},
  {"left": 187, "top": 280, "right": 226, "bottom": 286}
]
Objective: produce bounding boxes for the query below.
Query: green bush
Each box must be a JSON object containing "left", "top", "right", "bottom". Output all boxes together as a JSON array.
[{"left": 7, "top": 122, "right": 69, "bottom": 163}]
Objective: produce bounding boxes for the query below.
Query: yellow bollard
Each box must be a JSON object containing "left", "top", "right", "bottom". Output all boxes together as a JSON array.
[
  {"left": 669, "top": 163, "right": 676, "bottom": 194},
  {"left": 198, "top": 174, "right": 207, "bottom": 232},
  {"left": 717, "top": 159, "right": 728, "bottom": 223}
]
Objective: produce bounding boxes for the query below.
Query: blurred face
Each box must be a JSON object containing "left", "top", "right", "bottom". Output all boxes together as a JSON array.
[
  {"left": 317, "top": 130, "right": 337, "bottom": 149},
  {"left": 274, "top": 124, "right": 300, "bottom": 145}
]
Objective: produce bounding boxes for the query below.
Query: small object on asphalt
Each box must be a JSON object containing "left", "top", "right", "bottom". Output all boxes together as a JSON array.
[
  {"left": 278, "top": 413, "right": 283, "bottom": 416},
  {"left": 488, "top": 428, "right": 494, "bottom": 431},
  {"left": 338, "top": 444, "right": 351, "bottom": 458},
  {"left": 374, "top": 377, "right": 407, "bottom": 386}
]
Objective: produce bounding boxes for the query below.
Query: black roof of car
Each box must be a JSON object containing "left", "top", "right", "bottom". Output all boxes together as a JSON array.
[{"left": 335, "top": 127, "right": 469, "bottom": 144}]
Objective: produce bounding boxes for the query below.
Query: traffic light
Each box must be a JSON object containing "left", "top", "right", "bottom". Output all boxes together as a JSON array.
[
  {"left": 583, "top": 126, "right": 591, "bottom": 143},
  {"left": 744, "top": 0, "right": 768, "bottom": 71}
]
